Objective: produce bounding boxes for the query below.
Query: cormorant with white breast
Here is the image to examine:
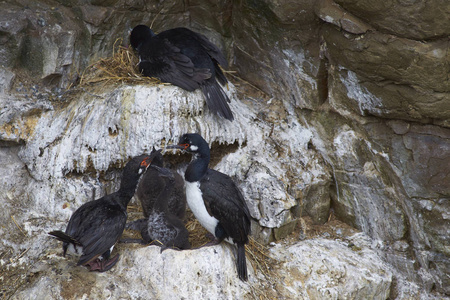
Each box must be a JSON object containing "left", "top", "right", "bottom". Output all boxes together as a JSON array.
[
  {"left": 130, "top": 24, "right": 233, "bottom": 121},
  {"left": 48, "top": 152, "right": 158, "bottom": 272},
  {"left": 168, "top": 133, "right": 251, "bottom": 281}
]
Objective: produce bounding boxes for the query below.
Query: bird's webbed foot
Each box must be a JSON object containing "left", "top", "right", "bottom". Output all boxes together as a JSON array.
[{"left": 86, "top": 254, "right": 120, "bottom": 272}]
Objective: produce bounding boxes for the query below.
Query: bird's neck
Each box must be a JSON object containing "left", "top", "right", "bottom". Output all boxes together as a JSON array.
[
  {"left": 185, "top": 152, "right": 210, "bottom": 182},
  {"left": 118, "top": 175, "right": 142, "bottom": 206}
]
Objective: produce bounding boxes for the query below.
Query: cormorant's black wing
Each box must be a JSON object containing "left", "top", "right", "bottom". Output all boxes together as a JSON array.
[
  {"left": 199, "top": 169, "right": 250, "bottom": 243},
  {"left": 180, "top": 28, "right": 228, "bottom": 85},
  {"left": 187, "top": 29, "right": 228, "bottom": 68},
  {"left": 65, "top": 196, "right": 127, "bottom": 265},
  {"left": 138, "top": 37, "right": 211, "bottom": 91}
]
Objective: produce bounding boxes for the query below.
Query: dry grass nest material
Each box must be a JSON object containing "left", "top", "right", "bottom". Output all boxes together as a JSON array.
[
  {"left": 77, "top": 39, "right": 245, "bottom": 90},
  {"left": 78, "top": 39, "right": 163, "bottom": 87}
]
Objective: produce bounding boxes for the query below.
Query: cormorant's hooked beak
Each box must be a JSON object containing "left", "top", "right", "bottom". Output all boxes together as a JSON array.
[{"left": 167, "top": 144, "right": 189, "bottom": 151}]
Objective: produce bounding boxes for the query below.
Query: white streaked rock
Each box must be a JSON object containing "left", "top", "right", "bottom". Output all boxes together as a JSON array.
[{"left": 12, "top": 233, "right": 395, "bottom": 300}]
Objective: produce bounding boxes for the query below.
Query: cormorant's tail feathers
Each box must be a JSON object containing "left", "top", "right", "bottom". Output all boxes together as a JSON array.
[
  {"left": 201, "top": 81, "right": 234, "bottom": 121},
  {"left": 48, "top": 231, "right": 81, "bottom": 245},
  {"left": 237, "top": 243, "right": 248, "bottom": 281},
  {"left": 214, "top": 62, "right": 228, "bottom": 86}
]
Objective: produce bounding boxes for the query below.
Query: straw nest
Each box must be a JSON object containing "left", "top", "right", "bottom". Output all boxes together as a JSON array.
[
  {"left": 76, "top": 39, "right": 248, "bottom": 91},
  {"left": 78, "top": 39, "right": 163, "bottom": 87}
]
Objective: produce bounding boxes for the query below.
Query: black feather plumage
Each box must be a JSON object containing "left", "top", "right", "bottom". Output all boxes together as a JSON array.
[
  {"left": 130, "top": 25, "right": 233, "bottom": 121},
  {"left": 168, "top": 133, "right": 251, "bottom": 281},
  {"left": 48, "top": 153, "right": 158, "bottom": 271}
]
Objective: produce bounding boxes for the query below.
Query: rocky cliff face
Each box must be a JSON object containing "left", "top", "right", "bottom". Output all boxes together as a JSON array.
[{"left": 0, "top": 0, "right": 448, "bottom": 299}]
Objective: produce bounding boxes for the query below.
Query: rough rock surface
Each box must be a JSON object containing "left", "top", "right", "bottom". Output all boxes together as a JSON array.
[
  {"left": 11, "top": 231, "right": 394, "bottom": 300},
  {"left": 269, "top": 234, "right": 393, "bottom": 299},
  {"left": 0, "top": 0, "right": 449, "bottom": 298},
  {"left": 2, "top": 83, "right": 327, "bottom": 232},
  {"left": 333, "top": 0, "right": 450, "bottom": 40}
]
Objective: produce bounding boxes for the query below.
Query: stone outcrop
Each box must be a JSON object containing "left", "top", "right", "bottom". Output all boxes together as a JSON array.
[
  {"left": 229, "top": 0, "right": 449, "bottom": 296},
  {"left": 0, "top": 0, "right": 448, "bottom": 298},
  {"left": 11, "top": 232, "right": 393, "bottom": 300}
]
